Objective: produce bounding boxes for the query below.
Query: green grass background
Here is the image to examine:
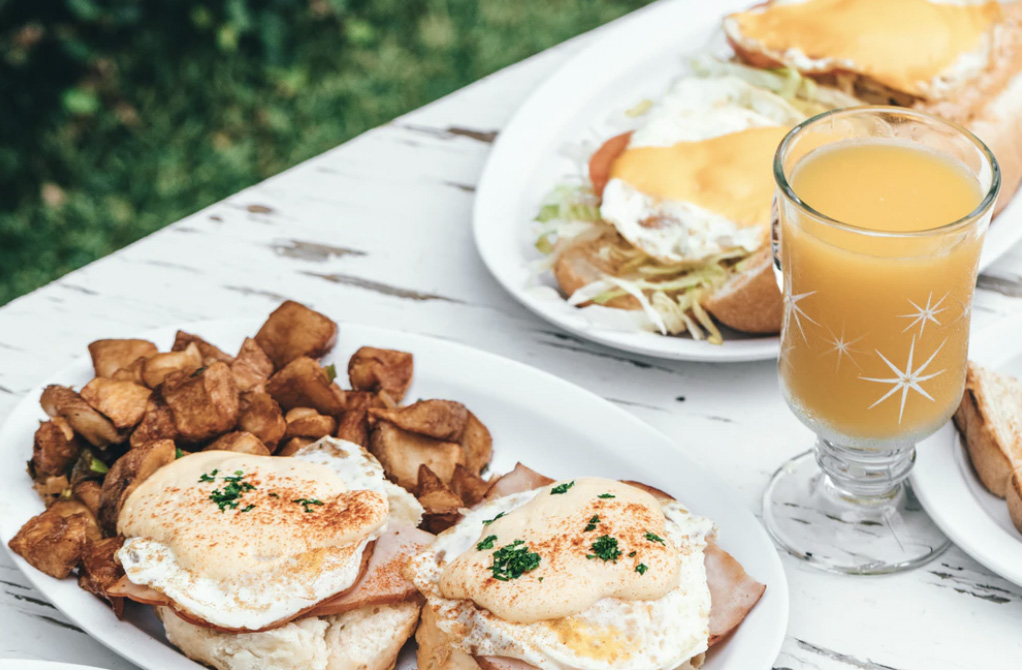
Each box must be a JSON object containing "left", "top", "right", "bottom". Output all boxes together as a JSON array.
[{"left": 0, "top": 0, "right": 650, "bottom": 307}]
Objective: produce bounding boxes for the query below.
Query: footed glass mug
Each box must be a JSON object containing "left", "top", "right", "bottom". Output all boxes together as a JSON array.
[{"left": 764, "top": 107, "right": 1000, "bottom": 575}]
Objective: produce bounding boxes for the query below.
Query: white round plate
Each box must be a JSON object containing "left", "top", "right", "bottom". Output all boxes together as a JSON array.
[
  {"left": 913, "top": 313, "right": 1022, "bottom": 587},
  {"left": 0, "top": 320, "right": 787, "bottom": 670},
  {"left": 473, "top": 0, "right": 1022, "bottom": 363}
]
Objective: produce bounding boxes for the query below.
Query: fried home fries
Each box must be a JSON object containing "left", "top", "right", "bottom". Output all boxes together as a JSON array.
[{"left": 8, "top": 299, "right": 498, "bottom": 670}]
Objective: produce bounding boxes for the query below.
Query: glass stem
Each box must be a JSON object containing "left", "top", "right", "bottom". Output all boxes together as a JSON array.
[{"left": 814, "top": 439, "right": 915, "bottom": 502}]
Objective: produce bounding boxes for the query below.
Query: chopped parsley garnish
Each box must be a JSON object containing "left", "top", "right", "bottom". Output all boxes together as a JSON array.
[
  {"left": 587, "top": 535, "right": 622, "bottom": 562},
  {"left": 482, "top": 511, "right": 506, "bottom": 526},
  {"left": 489, "top": 540, "right": 540, "bottom": 581},
  {"left": 199, "top": 469, "right": 218, "bottom": 483},
  {"left": 241, "top": 504, "right": 256, "bottom": 513},
  {"left": 325, "top": 363, "right": 337, "bottom": 383},
  {"left": 584, "top": 515, "right": 600, "bottom": 532},
  {"left": 645, "top": 532, "right": 666, "bottom": 545},
  {"left": 476, "top": 535, "right": 498, "bottom": 551},
  {"left": 88, "top": 454, "right": 109, "bottom": 475},
  {"left": 208, "top": 472, "right": 256, "bottom": 512},
  {"left": 175, "top": 447, "right": 184, "bottom": 459},
  {"left": 628, "top": 551, "right": 637, "bottom": 557},
  {"left": 293, "top": 498, "right": 325, "bottom": 513},
  {"left": 598, "top": 493, "right": 616, "bottom": 499},
  {"left": 636, "top": 563, "right": 648, "bottom": 575},
  {"left": 551, "top": 481, "right": 575, "bottom": 495},
  {"left": 268, "top": 492, "right": 280, "bottom": 498}
]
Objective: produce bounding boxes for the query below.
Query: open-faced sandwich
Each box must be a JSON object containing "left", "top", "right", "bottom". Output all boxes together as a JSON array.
[
  {"left": 536, "top": 0, "right": 1022, "bottom": 344},
  {"left": 408, "top": 464, "right": 765, "bottom": 670}
]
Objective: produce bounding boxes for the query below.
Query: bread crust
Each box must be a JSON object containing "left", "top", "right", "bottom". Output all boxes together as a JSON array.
[
  {"left": 552, "top": 232, "right": 640, "bottom": 310},
  {"left": 702, "top": 247, "right": 782, "bottom": 334},
  {"left": 1007, "top": 469, "right": 1022, "bottom": 534},
  {"left": 953, "top": 363, "right": 1019, "bottom": 498}
]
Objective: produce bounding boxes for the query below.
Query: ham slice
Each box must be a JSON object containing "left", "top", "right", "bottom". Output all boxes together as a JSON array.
[
  {"left": 480, "top": 463, "right": 554, "bottom": 503},
  {"left": 108, "top": 523, "right": 433, "bottom": 632},
  {"left": 705, "top": 539, "right": 766, "bottom": 646}
]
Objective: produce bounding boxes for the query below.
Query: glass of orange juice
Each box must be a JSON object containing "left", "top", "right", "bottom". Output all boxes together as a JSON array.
[{"left": 764, "top": 107, "right": 1000, "bottom": 575}]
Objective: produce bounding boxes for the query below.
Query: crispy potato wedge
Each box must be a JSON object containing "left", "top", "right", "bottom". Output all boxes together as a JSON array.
[
  {"left": 348, "top": 346, "right": 413, "bottom": 402},
  {"left": 265, "top": 356, "right": 345, "bottom": 416},
  {"left": 141, "top": 343, "right": 203, "bottom": 389},
  {"left": 284, "top": 407, "right": 336, "bottom": 440},
  {"left": 73, "top": 479, "right": 102, "bottom": 519},
  {"left": 369, "top": 400, "right": 468, "bottom": 441},
  {"left": 8, "top": 509, "right": 92, "bottom": 578},
  {"left": 79, "top": 536, "right": 126, "bottom": 618},
  {"left": 451, "top": 464, "right": 490, "bottom": 507},
  {"left": 416, "top": 465, "right": 463, "bottom": 533},
  {"left": 130, "top": 394, "right": 178, "bottom": 448},
  {"left": 110, "top": 357, "right": 147, "bottom": 384},
  {"left": 162, "top": 361, "right": 239, "bottom": 443},
  {"left": 231, "top": 337, "right": 274, "bottom": 392},
  {"left": 98, "top": 439, "right": 177, "bottom": 535},
  {"left": 32, "top": 417, "right": 81, "bottom": 478},
  {"left": 48, "top": 499, "right": 102, "bottom": 542},
  {"left": 369, "top": 422, "right": 464, "bottom": 491},
  {"left": 277, "top": 436, "right": 315, "bottom": 457},
  {"left": 237, "top": 391, "right": 286, "bottom": 452},
  {"left": 40, "top": 385, "right": 122, "bottom": 448},
  {"left": 335, "top": 391, "right": 385, "bottom": 447},
  {"left": 80, "top": 378, "right": 152, "bottom": 431},
  {"left": 88, "top": 339, "right": 158, "bottom": 379},
  {"left": 460, "top": 411, "right": 493, "bottom": 476},
  {"left": 255, "top": 300, "right": 338, "bottom": 369},
  {"left": 204, "top": 431, "right": 271, "bottom": 456},
  {"left": 172, "top": 331, "right": 234, "bottom": 364}
]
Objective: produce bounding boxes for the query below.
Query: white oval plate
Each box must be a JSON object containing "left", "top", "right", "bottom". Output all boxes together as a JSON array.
[
  {"left": 0, "top": 320, "right": 787, "bottom": 670},
  {"left": 473, "top": 0, "right": 1022, "bottom": 363},
  {"left": 913, "top": 313, "right": 1022, "bottom": 587}
]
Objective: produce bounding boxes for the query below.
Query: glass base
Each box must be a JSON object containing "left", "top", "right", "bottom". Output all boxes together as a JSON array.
[{"left": 762, "top": 450, "right": 950, "bottom": 575}]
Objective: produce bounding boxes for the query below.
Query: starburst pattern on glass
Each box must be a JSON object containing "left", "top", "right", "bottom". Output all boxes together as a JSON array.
[
  {"left": 823, "top": 323, "right": 864, "bottom": 371},
  {"left": 898, "top": 291, "right": 948, "bottom": 337},
  {"left": 860, "top": 336, "right": 947, "bottom": 423},
  {"left": 783, "top": 272, "right": 817, "bottom": 342}
]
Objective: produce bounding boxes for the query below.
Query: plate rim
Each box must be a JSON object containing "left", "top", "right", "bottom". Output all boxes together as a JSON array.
[
  {"left": 0, "top": 318, "right": 789, "bottom": 670},
  {"left": 472, "top": 0, "right": 1022, "bottom": 363}
]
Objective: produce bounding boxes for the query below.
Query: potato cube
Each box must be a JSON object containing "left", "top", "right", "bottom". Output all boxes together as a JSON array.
[
  {"left": 31, "top": 417, "right": 80, "bottom": 478},
  {"left": 237, "top": 391, "right": 286, "bottom": 452},
  {"left": 130, "top": 394, "right": 178, "bottom": 448},
  {"left": 334, "top": 391, "right": 384, "bottom": 447},
  {"left": 255, "top": 300, "right": 338, "bottom": 369},
  {"left": 265, "top": 357, "right": 345, "bottom": 416},
  {"left": 161, "top": 361, "right": 239, "bottom": 443},
  {"left": 8, "top": 510, "right": 91, "bottom": 578},
  {"left": 368, "top": 422, "right": 464, "bottom": 491},
  {"left": 88, "top": 339, "right": 157, "bottom": 379},
  {"left": 284, "top": 407, "right": 336, "bottom": 441},
  {"left": 173, "top": 331, "right": 234, "bottom": 364},
  {"left": 80, "top": 378, "right": 152, "bottom": 430},
  {"left": 40, "top": 385, "right": 122, "bottom": 448},
  {"left": 348, "top": 346, "right": 413, "bottom": 402},
  {"left": 204, "top": 431, "right": 271, "bottom": 456},
  {"left": 141, "top": 343, "right": 203, "bottom": 389},
  {"left": 231, "top": 338, "right": 274, "bottom": 392}
]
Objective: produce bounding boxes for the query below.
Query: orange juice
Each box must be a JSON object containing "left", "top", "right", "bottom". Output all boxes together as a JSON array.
[{"left": 779, "top": 141, "right": 986, "bottom": 445}]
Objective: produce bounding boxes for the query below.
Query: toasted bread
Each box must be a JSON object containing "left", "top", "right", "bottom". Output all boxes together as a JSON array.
[
  {"left": 954, "top": 362, "right": 1022, "bottom": 498},
  {"left": 552, "top": 231, "right": 640, "bottom": 310},
  {"left": 1008, "top": 468, "right": 1022, "bottom": 533},
  {"left": 702, "top": 247, "right": 782, "bottom": 334}
]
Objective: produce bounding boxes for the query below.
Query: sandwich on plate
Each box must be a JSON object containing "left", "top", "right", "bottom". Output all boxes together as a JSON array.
[
  {"left": 407, "top": 467, "right": 765, "bottom": 670},
  {"left": 534, "top": 57, "right": 858, "bottom": 343},
  {"left": 724, "top": 0, "right": 1022, "bottom": 214},
  {"left": 109, "top": 438, "right": 433, "bottom": 670}
]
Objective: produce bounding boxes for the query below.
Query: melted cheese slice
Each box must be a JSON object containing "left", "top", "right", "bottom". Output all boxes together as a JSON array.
[
  {"left": 438, "top": 478, "right": 681, "bottom": 624},
  {"left": 609, "top": 126, "right": 789, "bottom": 231},
  {"left": 731, "top": 0, "right": 1002, "bottom": 96}
]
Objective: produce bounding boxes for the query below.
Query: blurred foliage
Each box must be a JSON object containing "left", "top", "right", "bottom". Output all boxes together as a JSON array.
[{"left": 0, "top": 0, "right": 650, "bottom": 306}]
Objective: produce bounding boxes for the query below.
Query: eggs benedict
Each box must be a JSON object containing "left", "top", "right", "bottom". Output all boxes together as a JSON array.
[
  {"left": 111, "top": 437, "right": 433, "bottom": 670},
  {"left": 408, "top": 474, "right": 764, "bottom": 670}
]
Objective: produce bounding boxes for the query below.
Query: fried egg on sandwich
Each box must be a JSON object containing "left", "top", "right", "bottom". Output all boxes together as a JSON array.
[
  {"left": 115, "top": 437, "right": 431, "bottom": 670},
  {"left": 408, "top": 476, "right": 763, "bottom": 670}
]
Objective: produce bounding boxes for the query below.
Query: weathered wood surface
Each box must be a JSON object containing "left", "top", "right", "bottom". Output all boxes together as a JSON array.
[{"left": 3, "top": 2, "right": 1022, "bottom": 668}]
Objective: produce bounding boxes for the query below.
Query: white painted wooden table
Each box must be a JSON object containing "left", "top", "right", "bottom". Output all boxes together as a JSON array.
[{"left": 3, "top": 4, "right": 1022, "bottom": 669}]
